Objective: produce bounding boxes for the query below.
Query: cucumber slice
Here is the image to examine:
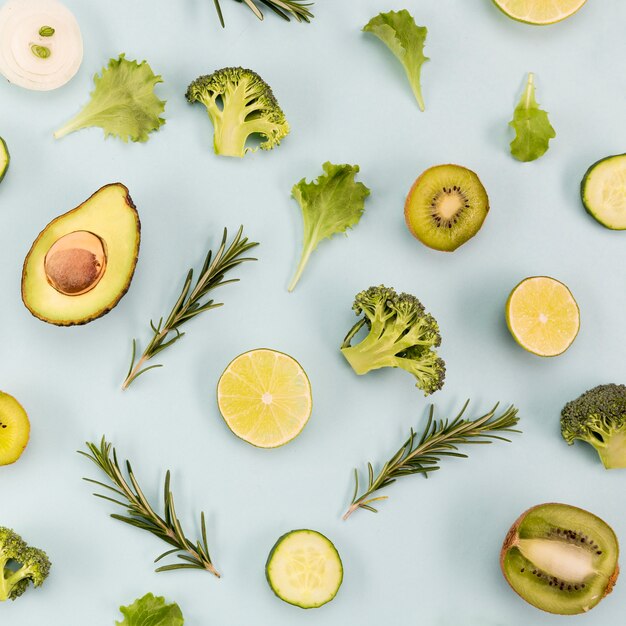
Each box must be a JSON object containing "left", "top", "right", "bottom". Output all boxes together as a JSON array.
[
  {"left": 581, "top": 154, "right": 626, "bottom": 229},
  {"left": 0, "top": 137, "right": 8, "bottom": 183},
  {"left": 265, "top": 529, "right": 343, "bottom": 609}
]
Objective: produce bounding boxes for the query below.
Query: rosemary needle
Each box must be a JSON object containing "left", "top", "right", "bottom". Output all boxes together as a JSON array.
[
  {"left": 122, "top": 226, "right": 258, "bottom": 389},
  {"left": 80, "top": 437, "right": 220, "bottom": 577},
  {"left": 213, "top": 0, "right": 314, "bottom": 27},
  {"left": 343, "top": 402, "right": 521, "bottom": 520}
]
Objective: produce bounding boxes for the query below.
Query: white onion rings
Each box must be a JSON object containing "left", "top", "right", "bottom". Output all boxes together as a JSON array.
[{"left": 0, "top": 0, "right": 83, "bottom": 90}]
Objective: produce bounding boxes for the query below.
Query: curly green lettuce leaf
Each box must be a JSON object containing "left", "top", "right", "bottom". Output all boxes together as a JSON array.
[
  {"left": 116, "top": 593, "right": 184, "bottom": 626},
  {"left": 363, "top": 10, "right": 428, "bottom": 111},
  {"left": 509, "top": 73, "right": 556, "bottom": 162},
  {"left": 288, "top": 162, "right": 370, "bottom": 292},
  {"left": 54, "top": 54, "right": 166, "bottom": 142}
]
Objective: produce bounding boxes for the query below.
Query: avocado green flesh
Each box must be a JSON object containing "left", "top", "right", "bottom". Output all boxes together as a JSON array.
[
  {"left": 581, "top": 154, "right": 626, "bottom": 229},
  {"left": 503, "top": 504, "right": 619, "bottom": 615},
  {"left": 0, "top": 137, "right": 9, "bottom": 183},
  {"left": 405, "top": 164, "right": 489, "bottom": 251},
  {"left": 266, "top": 529, "right": 343, "bottom": 609},
  {"left": 21, "top": 183, "right": 140, "bottom": 326}
]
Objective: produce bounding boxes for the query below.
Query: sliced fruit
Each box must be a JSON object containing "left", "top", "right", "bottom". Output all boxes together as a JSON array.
[
  {"left": 501, "top": 503, "right": 619, "bottom": 614},
  {"left": 493, "top": 0, "right": 587, "bottom": 25},
  {"left": 217, "top": 349, "right": 312, "bottom": 448},
  {"left": 581, "top": 154, "right": 626, "bottom": 230},
  {"left": 506, "top": 276, "right": 579, "bottom": 357},
  {"left": 0, "top": 136, "right": 8, "bottom": 183},
  {"left": 266, "top": 529, "right": 343, "bottom": 609},
  {"left": 0, "top": 391, "right": 30, "bottom": 465},
  {"left": 404, "top": 164, "right": 489, "bottom": 252},
  {"left": 21, "top": 183, "right": 140, "bottom": 326}
]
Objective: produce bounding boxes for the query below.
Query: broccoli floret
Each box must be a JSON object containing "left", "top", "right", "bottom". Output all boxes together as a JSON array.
[
  {"left": 340, "top": 285, "right": 445, "bottom": 395},
  {"left": 185, "top": 67, "right": 290, "bottom": 158},
  {"left": 561, "top": 384, "right": 626, "bottom": 469},
  {"left": 0, "top": 527, "right": 51, "bottom": 602}
]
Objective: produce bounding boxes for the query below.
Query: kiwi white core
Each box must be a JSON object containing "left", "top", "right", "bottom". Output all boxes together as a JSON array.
[
  {"left": 517, "top": 539, "right": 595, "bottom": 582},
  {"left": 437, "top": 191, "right": 465, "bottom": 221}
]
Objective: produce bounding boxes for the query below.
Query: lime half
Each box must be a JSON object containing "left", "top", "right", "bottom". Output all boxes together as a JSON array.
[
  {"left": 0, "top": 137, "right": 9, "bottom": 183},
  {"left": 217, "top": 349, "right": 312, "bottom": 448},
  {"left": 493, "top": 0, "right": 587, "bottom": 24},
  {"left": 506, "top": 276, "right": 580, "bottom": 356}
]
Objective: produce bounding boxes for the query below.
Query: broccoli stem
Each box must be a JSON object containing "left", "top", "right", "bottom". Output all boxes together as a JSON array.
[{"left": 595, "top": 430, "right": 626, "bottom": 469}]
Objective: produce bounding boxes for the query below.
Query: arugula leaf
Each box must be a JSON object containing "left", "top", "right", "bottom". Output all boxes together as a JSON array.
[
  {"left": 116, "top": 593, "right": 184, "bottom": 626},
  {"left": 509, "top": 73, "right": 556, "bottom": 162},
  {"left": 288, "top": 162, "right": 370, "bottom": 292},
  {"left": 54, "top": 54, "right": 166, "bottom": 142},
  {"left": 363, "top": 10, "right": 429, "bottom": 111}
]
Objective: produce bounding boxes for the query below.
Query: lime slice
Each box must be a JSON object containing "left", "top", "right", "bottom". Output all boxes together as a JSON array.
[
  {"left": 217, "top": 349, "right": 312, "bottom": 448},
  {"left": 0, "top": 391, "right": 30, "bottom": 465},
  {"left": 493, "top": 0, "right": 587, "bottom": 24},
  {"left": 506, "top": 276, "right": 580, "bottom": 356},
  {"left": 0, "top": 137, "right": 9, "bottom": 183}
]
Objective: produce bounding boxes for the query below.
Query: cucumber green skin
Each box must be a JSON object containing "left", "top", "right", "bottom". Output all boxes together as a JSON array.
[
  {"left": 265, "top": 529, "right": 343, "bottom": 609},
  {"left": 0, "top": 137, "right": 9, "bottom": 184},
  {"left": 581, "top": 154, "right": 626, "bottom": 230}
]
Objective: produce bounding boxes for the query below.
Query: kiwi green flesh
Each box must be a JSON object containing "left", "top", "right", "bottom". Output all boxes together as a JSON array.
[
  {"left": 502, "top": 503, "right": 619, "bottom": 615},
  {"left": 405, "top": 164, "right": 489, "bottom": 251}
]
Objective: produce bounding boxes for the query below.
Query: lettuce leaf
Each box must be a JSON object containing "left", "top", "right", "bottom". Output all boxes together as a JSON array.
[
  {"left": 54, "top": 54, "right": 166, "bottom": 142},
  {"left": 116, "top": 593, "right": 184, "bottom": 626},
  {"left": 363, "top": 10, "right": 429, "bottom": 111},
  {"left": 288, "top": 162, "right": 370, "bottom": 292},
  {"left": 509, "top": 73, "right": 556, "bottom": 162}
]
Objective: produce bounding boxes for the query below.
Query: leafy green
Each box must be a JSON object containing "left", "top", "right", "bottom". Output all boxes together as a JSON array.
[
  {"left": 363, "top": 10, "right": 429, "bottom": 111},
  {"left": 288, "top": 162, "right": 370, "bottom": 292},
  {"left": 509, "top": 73, "right": 556, "bottom": 162},
  {"left": 116, "top": 593, "right": 183, "bottom": 626},
  {"left": 54, "top": 54, "right": 166, "bottom": 142}
]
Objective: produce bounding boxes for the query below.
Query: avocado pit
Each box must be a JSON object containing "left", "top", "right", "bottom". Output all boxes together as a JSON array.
[{"left": 44, "top": 230, "right": 106, "bottom": 295}]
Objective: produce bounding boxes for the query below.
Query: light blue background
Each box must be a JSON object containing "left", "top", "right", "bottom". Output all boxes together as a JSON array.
[{"left": 1, "top": 0, "right": 626, "bottom": 624}]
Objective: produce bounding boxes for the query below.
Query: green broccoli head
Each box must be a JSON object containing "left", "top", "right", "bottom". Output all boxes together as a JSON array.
[
  {"left": 185, "top": 67, "right": 290, "bottom": 158},
  {"left": 340, "top": 285, "right": 445, "bottom": 395},
  {"left": 0, "top": 527, "right": 51, "bottom": 601},
  {"left": 561, "top": 384, "right": 626, "bottom": 469}
]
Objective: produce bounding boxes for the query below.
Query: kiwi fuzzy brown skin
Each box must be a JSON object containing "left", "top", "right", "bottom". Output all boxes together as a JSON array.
[
  {"left": 21, "top": 183, "right": 140, "bottom": 327},
  {"left": 404, "top": 164, "right": 490, "bottom": 252},
  {"left": 500, "top": 503, "right": 620, "bottom": 614}
]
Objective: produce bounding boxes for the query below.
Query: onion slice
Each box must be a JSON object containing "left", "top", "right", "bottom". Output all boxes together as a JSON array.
[{"left": 0, "top": 0, "right": 83, "bottom": 90}]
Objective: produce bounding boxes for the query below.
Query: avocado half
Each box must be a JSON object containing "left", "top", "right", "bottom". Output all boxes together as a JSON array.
[{"left": 21, "top": 183, "right": 140, "bottom": 326}]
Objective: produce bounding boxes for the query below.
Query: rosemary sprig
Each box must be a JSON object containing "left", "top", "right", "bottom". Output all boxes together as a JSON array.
[
  {"left": 343, "top": 402, "right": 521, "bottom": 520},
  {"left": 79, "top": 437, "right": 220, "bottom": 577},
  {"left": 122, "top": 226, "right": 258, "bottom": 389},
  {"left": 213, "top": 0, "right": 314, "bottom": 27}
]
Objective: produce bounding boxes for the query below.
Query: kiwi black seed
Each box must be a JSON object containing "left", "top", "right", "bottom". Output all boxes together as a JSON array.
[
  {"left": 500, "top": 503, "right": 619, "bottom": 615},
  {"left": 404, "top": 164, "right": 489, "bottom": 251}
]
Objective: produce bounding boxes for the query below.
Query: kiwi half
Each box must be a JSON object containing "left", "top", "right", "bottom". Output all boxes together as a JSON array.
[
  {"left": 404, "top": 164, "right": 489, "bottom": 251},
  {"left": 500, "top": 503, "right": 619, "bottom": 615}
]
